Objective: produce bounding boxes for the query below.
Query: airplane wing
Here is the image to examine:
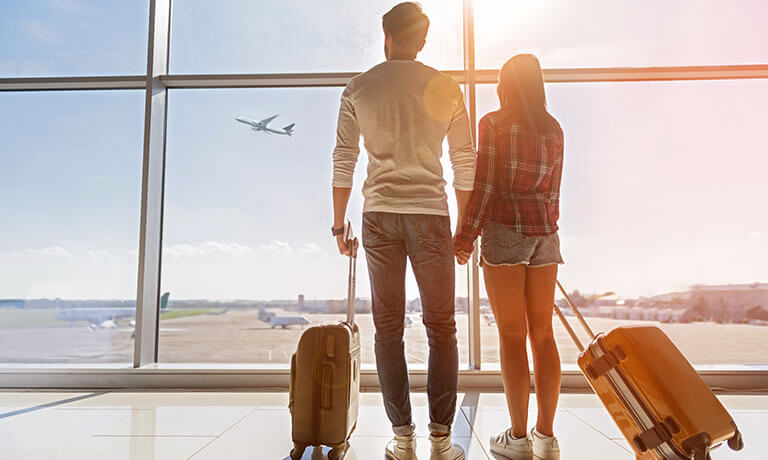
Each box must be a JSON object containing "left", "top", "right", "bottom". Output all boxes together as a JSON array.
[{"left": 260, "top": 114, "right": 279, "bottom": 126}]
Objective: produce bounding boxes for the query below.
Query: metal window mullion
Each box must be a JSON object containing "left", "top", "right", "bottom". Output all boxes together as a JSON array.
[
  {"left": 463, "top": 0, "right": 482, "bottom": 371},
  {"left": 3, "top": 65, "right": 768, "bottom": 93},
  {"left": 134, "top": 0, "right": 172, "bottom": 368},
  {"left": 0, "top": 76, "right": 146, "bottom": 91}
]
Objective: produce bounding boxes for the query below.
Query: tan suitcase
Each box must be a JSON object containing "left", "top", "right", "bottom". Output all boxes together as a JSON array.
[
  {"left": 289, "top": 223, "right": 361, "bottom": 460},
  {"left": 554, "top": 281, "right": 744, "bottom": 460}
]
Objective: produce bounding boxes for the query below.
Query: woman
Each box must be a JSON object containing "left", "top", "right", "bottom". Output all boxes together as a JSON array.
[{"left": 454, "top": 54, "right": 564, "bottom": 460}]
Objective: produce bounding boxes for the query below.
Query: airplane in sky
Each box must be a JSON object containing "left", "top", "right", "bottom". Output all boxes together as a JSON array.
[
  {"left": 258, "top": 306, "right": 309, "bottom": 329},
  {"left": 235, "top": 115, "right": 295, "bottom": 136},
  {"left": 57, "top": 292, "right": 171, "bottom": 330}
]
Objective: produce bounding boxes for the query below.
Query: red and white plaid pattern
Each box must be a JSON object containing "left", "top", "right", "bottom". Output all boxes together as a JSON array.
[{"left": 454, "top": 111, "right": 564, "bottom": 252}]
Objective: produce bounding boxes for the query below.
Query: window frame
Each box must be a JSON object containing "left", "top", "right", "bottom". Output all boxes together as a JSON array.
[{"left": 0, "top": 0, "right": 766, "bottom": 391}]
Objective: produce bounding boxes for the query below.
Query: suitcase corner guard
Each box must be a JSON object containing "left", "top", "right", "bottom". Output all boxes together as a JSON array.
[
  {"left": 585, "top": 345, "right": 626, "bottom": 380},
  {"left": 632, "top": 416, "right": 680, "bottom": 453}
]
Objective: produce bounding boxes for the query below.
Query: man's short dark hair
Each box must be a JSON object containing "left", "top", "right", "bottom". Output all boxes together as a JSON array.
[{"left": 382, "top": 2, "right": 430, "bottom": 51}]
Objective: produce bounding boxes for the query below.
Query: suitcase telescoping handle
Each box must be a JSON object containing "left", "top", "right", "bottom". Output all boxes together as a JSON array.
[
  {"left": 344, "top": 220, "right": 357, "bottom": 325},
  {"left": 552, "top": 280, "right": 595, "bottom": 352}
]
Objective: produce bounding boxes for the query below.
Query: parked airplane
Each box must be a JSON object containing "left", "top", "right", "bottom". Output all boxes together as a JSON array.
[
  {"left": 235, "top": 115, "right": 295, "bottom": 136},
  {"left": 57, "top": 292, "right": 171, "bottom": 330},
  {"left": 258, "top": 307, "right": 309, "bottom": 329},
  {"left": 258, "top": 307, "right": 276, "bottom": 322}
]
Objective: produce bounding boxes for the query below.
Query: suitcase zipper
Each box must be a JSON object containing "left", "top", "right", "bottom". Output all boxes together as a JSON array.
[{"left": 310, "top": 327, "right": 323, "bottom": 446}]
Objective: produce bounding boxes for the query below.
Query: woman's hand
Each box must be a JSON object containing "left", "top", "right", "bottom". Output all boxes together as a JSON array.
[
  {"left": 453, "top": 236, "right": 473, "bottom": 265},
  {"left": 455, "top": 248, "right": 472, "bottom": 265}
]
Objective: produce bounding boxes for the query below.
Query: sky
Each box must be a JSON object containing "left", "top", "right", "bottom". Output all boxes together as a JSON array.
[{"left": 0, "top": 0, "right": 767, "bottom": 301}]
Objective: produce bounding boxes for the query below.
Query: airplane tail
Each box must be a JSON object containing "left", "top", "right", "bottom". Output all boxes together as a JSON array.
[
  {"left": 283, "top": 123, "right": 295, "bottom": 136},
  {"left": 160, "top": 292, "right": 170, "bottom": 310}
]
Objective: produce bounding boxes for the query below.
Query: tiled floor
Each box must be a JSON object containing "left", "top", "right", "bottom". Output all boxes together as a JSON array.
[{"left": 0, "top": 391, "right": 765, "bottom": 459}]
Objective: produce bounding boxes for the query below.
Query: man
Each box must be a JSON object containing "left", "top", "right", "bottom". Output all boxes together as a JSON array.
[{"left": 330, "top": 3, "right": 475, "bottom": 459}]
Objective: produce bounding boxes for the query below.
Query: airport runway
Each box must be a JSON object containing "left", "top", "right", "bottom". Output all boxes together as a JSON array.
[{"left": 1, "top": 308, "right": 767, "bottom": 365}]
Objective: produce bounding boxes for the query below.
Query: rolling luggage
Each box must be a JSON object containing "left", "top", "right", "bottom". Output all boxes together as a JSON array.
[
  {"left": 553, "top": 281, "right": 744, "bottom": 460},
  {"left": 290, "top": 222, "right": 361, "bottom": 460}
]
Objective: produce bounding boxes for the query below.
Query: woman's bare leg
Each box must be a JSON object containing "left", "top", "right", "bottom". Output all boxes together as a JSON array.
[
  {"left": 525, "top": 264, "right": 561, "bottom": 436},
  {"left": 483, "top": 263, "right": 529, "bottom": 437}
]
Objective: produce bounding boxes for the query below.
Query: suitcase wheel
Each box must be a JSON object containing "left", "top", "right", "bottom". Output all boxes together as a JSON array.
[
  {"left": 328, "top": 442, "right": 349, "bottom": 460},
  {"left": 727, "top": 429, "right": 745, "bottom": 451},
  {"left": 290, "top": 443, "right": 307, "bottom": 460}
]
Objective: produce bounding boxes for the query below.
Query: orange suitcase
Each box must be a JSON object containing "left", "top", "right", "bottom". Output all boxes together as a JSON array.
[{"left": 554, "top": 281, "right": 744, "bottom": 460}]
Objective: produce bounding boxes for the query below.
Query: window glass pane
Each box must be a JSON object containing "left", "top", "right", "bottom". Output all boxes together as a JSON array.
[
  {"left": 161, "top": 88, "right": 468, "bottom": 366},
  {"left": 475, "top": 0, "right": 768, "bottom": 69},
  {"left": 0, "top": 1, "right": 149, "bottom": 77},
  {"left": 0, "top": 91, "right": 144, "bottom": 364},
  {"left": 170, "top": 0, "right": 463, "bottom": 74},
  {"left": 476, "top": 80, "right": 768, "bottom": 366}
]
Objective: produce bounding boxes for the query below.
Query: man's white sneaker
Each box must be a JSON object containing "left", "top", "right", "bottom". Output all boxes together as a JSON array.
[
  {"left": 530, "top": 428, "right": 560, "bottom": 460},
  {"left": 489, "top": 428, "right": 533, "bottom": 460},
  {"left": 385, "top": 432, "right": 418, "bottom": 460},
  {"left": 429, "top": 433, "right": 465, "bottom": 460}
]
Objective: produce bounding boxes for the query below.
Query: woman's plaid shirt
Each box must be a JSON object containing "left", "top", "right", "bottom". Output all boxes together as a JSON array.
[{"left": 454, "top": 111, "right": 564, "bottom": 252}]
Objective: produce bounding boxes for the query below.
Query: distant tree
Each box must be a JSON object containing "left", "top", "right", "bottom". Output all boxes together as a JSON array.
[
  {"left": 690, "top": 296, "right": 711, "bottom": 321},
  {"left": 745, "top": 306, "right": 768, "bottom": 321}
]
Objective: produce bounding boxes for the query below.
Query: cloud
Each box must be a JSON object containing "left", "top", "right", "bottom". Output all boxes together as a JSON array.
[
  {"left": 20, "top": 21, "right": 60, "bottom": 44},
  {"left": 750, "top": 230, "right": 764, "bottom": 238},
  {"left": 30, "top": 246, "right": 72, "bottom": 257},
  {"left": 87, "top": 250, "right": 111, "bottom": 259},
  {"left": 300, "top": 243, "right": 323, "bottom": 254},
  {"left": 260, "top": 239, "right": 293, "bottom": 254},
  {"left": 165, "top": 241, "right": 254, "bottom": 257}
]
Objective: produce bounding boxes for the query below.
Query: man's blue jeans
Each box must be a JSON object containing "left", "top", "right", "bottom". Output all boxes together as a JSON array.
[{"left": 362, "top": 212, "right": 459, "bottom": 435}]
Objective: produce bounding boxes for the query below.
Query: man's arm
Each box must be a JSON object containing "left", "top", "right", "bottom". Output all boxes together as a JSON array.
[
  {"left": 332, "top": 186, "right": 354, "bottom": 255},
  {"left": 455, "top": 189, "right": 472, "bottom": 235},
  {"left": 331, "top": 84, "right": 360, "bottom": 255},
  {"left": 446, "top": 88, "right": 476, "bottom": 200}
]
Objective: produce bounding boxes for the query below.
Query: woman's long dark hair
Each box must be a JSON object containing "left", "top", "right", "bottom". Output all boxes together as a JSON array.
[{"left": 497, "top": 54, "right": 555, "bottom": 134}]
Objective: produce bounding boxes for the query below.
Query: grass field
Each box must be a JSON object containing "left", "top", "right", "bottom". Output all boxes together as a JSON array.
[{"left": 0, "top": 308, "right": 62, "bottom": 328}]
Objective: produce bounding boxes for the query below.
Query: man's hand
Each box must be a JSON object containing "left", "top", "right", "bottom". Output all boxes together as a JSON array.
[
  {"left": 454, "top": 247, "right": 472, "bottom": 265},
  {"left": 453, "top": 236, "right": 472, "bottom": 265},
  {"left": 336, "top": 234, "right": 359, "bottom": 257}
]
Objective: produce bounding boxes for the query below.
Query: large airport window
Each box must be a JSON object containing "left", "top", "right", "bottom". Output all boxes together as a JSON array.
[
  {"left": 169, "top": 0, "right": 463, "bottom": 74},
  {"left": 160, "top": 88, "right": 469, "bottom": 366},
  {"left": 0, "top": 1, "right": 149, "bottom": 77},
  {"left": 0, "top": 90, "right": 144, "bottom": 364},
  {"left": 475, "top": 80, "right": 768, "bottom": 367},
  {"left": 474, "top": 0, "right": 768, "bottom": 69}
]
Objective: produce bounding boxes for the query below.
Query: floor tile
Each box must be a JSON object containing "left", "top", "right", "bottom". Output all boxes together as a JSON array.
[
  {"left": 0, "top": 391, "right": 91, "bottom": 409},
  {"left": 0, "top": 407, "right": 133, "bottom": 460},
  {"left": 59, "top": 435, "right": 215, "bottom": 460},
  {"left": 466, "top": 394, "right": 634, "bottom": 460},
  {"left": 94, "top": 406, "right": 254, "bottom": 436},
  {"left": 1, "top": 391, "right": 765, "bottom": 460},
  {"left": 55, "top": 392, "right": 182, "bottom": 409}
]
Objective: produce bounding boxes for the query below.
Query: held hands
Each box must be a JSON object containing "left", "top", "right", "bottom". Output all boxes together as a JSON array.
[{"left": 453, "top": 235, "right": 472, "bottom": 265}]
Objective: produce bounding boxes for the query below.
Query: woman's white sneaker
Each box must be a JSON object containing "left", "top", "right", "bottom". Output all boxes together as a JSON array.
[
  {"left": 530, "top": 428, "right": 560, "bottom": 460},
  {"left": 489, "top": 428, "right": 533, "bottom": 460}
]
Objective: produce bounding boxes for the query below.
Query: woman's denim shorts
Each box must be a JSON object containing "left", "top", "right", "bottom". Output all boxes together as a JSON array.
[{"left": 480, "top": 221, "right": 564, "bottom": 267}]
